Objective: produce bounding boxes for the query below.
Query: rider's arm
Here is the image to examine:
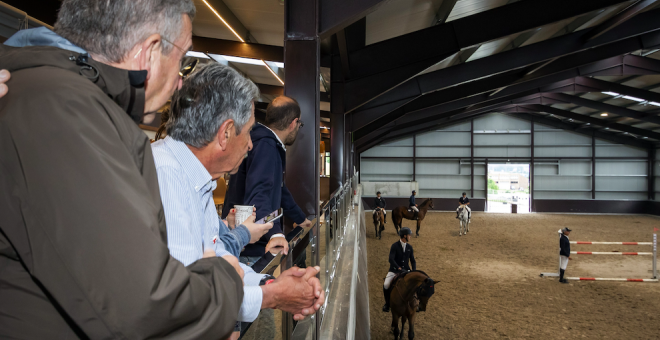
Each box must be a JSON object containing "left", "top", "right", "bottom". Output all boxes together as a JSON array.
[
  {"left": 409, "top": 247, "right": 416, "bottom": 271},
  {"left": 388, "top": 244, "right": 398, "bottom": 270}
]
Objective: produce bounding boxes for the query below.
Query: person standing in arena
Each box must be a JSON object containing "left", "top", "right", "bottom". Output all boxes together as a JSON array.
[
  {"left": 374, "top": 191, "right": 387, "bottom": 223},
  {"left": 559, "top": 227, "right": 572, "bottom": 284},
  {"left": 382, "top": 227, "right": 416, "bottom": 312}
]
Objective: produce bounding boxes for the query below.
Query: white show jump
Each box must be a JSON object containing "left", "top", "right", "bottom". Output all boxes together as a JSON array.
[
  {"left": 571, "top": 241, "right": 652, "bottom": 245},
  {"left": 540, "top": 234, "right": 658, "bottom": 281},
  {"left": 567, "top": 277, "right": 658, "bottom": 282},
  {"left": 572, "top": 251, "right": 653, "bottom": 255}
]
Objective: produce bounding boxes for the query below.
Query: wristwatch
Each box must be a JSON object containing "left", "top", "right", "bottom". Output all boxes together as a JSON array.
[{"left": 259, "top": 274, "right": 276, "bottom": 286}]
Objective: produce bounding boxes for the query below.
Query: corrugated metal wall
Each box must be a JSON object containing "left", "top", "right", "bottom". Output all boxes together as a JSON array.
[{"left": 360, "top": 113, "right": 657, "bottom": 201}]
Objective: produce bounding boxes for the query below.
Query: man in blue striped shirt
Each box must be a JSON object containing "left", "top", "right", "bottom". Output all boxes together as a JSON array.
[{"left": 152, "top": 63, "right": 324, "bottom": 334}]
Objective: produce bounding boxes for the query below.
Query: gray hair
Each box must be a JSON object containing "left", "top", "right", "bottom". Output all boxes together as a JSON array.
[
  {"left": 54, "top": 0, "right": 196, "bottom": 63},
  {"left": 167, "top": 63, "right": 260, "bottom": 148}
]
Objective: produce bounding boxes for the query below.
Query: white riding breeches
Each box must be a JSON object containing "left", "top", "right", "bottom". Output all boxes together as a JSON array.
[
  {"left": 456, "top": 206, "right": 471, "bottom": 214},
  {"left": 560, "top": 256, "right": 569, "bottom": 270},
  {"left": 373, "top": 209, "right": 387, "bottom": 215},
  {"left": 383, "top": 272, "right": 396, "bottom": 289},
  {"left": 410, "top": 206, "right": 419, "bottom": 213}
]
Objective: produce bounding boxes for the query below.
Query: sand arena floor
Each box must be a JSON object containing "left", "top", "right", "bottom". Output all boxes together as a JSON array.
[{"left": 365, "top": 211, "right": 660, "bottom": 339}]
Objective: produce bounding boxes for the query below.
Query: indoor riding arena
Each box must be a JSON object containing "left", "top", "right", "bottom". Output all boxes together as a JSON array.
[{"left": 4, "top": 0, "right": 660, "bottom": 339}]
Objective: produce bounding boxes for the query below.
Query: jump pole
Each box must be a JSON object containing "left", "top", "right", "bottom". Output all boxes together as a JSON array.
[
  {"left": 566, "top": 277, "right": 659, "bottom": 282},
  {"left": 653, "top": 233, "right": 657, "bottom": 279},
  {"left": 571, "top": 252, "right": 653, "bottom": 255}
]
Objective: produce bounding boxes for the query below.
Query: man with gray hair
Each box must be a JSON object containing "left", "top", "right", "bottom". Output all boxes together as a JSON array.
[
  {"left": 0, "top": 1, "right": 246, "bottom": 339},
  {"left": 153, "top": 63, "right": 324, "bottom": 338}
]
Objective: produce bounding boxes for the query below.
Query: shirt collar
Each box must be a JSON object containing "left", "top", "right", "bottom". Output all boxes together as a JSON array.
[
  {"left": 400, "top": 240, "right": 406, "bottom": 249},
  {"left": 164, "top": 136, "right": 214, "bottom": 192},
  {"left": 261, "top": 123, "right": 286, "bottom": 151}
]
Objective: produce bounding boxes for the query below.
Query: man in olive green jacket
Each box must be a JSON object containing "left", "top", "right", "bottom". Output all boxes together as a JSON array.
[{"left": 0, "top": 1, "right": 245, "bottom": 339}]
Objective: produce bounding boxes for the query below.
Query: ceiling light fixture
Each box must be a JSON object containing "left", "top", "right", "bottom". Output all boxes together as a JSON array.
[
  {"left": 602, "top": 91, "right": 620, "bottom": 96},
  {"left": 600, "top": 113, "right": 608, "bottom": 117},
  {"left": 649, "top": 101, "right": 660, "bottom": 107},
  {"left": 622, "top": 95, "right": 645, "bottom": 102},
  {"left": 221, "top": 55, "right": 264, "bottom": 65},
  {"left": 262, "top": 60, "right": 284, "bottom": 85},
  {"left": 186, "top": 51, "right": 211, "bottom": 59},
  {"left": 201, "top": 0, "right": 245, "bottom": 42}
]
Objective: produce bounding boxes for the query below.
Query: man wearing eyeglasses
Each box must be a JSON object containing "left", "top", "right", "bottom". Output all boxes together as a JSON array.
[
  {"left": 223, "top": 96, "right": 312, "bottom": 265},
  {"left": 0, "top": 1, "right": 247, "bottom": 339}
]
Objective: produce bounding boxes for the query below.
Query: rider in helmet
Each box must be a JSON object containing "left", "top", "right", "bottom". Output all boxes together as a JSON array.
[
  {"left": 382, "top": 227, "right": 416, "bottom": 312},
  {"left": 456, "top": 192, "right": 471, "bottom": 221},
  {"left": 409, "top": 190, "right": 419, "bottom": 220},
  {"left": 374, "top": 191, "right": 387, "bottom": 223}
]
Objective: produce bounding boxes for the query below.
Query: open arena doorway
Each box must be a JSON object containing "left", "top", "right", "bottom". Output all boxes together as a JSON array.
[{"left": 487, "top": 163, "right": 530, "bottom": 213}]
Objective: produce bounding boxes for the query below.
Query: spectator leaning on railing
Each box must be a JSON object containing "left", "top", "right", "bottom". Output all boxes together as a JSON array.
[
  {"left": 0, "top": 0, "right": 247, "bottom": 338},
  {"left": 152, "top": 63, "right": 324, "bottom": 339}
]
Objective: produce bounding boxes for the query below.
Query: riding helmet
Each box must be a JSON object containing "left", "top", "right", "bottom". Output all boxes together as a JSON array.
[
  {"left": 399, "top": 227, "right": 412, "bottom": 237},
  {"left": 462, "top": 192, "right": 466, "bottom": 195},
  {"left": 376, "top": 191, "right": 381, "bottom": 195},
  {"left": 412, "top": 190, "right": 416, "bottom": 194}
]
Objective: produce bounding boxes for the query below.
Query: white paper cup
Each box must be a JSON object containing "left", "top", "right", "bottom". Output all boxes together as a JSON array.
[{"left": 234, "top": 205, "right": 253, "bottom": 226}]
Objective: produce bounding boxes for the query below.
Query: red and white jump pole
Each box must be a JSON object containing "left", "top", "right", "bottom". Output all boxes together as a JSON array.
[
  {"left": 566, "top": 277, "right": 659, "bottom": 282},
  {"left": 540, "top": 233, "right": 658, "bottom": 281}
]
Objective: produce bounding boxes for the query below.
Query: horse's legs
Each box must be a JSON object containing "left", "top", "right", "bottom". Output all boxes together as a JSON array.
[
  {"left": 415, "top": 220, "right": 420, "bottom": 237},
  {"left": 408, "top": 313, "right": 415, "bottom": 340},
  {"left": 391, "top": 313, "right": 399, "bottom": 340},
  {"left": 399, "top": 314, "right": 407, "bottom": 340}
]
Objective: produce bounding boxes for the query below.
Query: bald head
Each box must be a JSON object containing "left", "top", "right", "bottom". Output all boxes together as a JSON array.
[{"left": 265, "top": 95, "right": 301, "bottom": 131}]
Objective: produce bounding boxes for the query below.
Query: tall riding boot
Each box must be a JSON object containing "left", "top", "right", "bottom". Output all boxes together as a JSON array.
[
  {"left": 456, "top": 211, "right": 459, "bottom": 219},
  {"left": 382, "top": 287, "right": 391, "bottom": 312},
  {"left": 413, "top": 211, "right": 419, "bottom": 220},
  {"left": 559, "top": 269, "right": 568, "bottom": 284}
]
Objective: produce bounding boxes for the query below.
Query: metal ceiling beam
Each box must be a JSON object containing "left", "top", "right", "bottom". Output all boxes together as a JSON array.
[
  {"left": 513, "top": 104, "right": 660, "bottom": 140},
  {"left": 336, "top": 29, "right": 351, "bottom": 80},
  {"left": 342, "top": 0, "right": 629, "bottom": 112},
  {"left": 543, "top": 92, "right": 660, "bottom": 125},
  {"left": 319, "top": 0, "right": 387, "bottom": 38},
  {"left": 432, "top": 0, "right": 458, "bottom": 25},
  {"left": 349, "top": 8, "right": 660, "bottom": 133},
  {"left": 354, "top": 37, "right": 660, "bottom": 142},
  {"left": 575, "top": 76, "right": 660, "bottom": 104},
  {"left": 256, "top": 83, "right": 284, "bottom": 96},
  {"left": 504, "top": 112, "right": 654, "bottom": 149},
  {"left": 583, "top": 0, "right": 660, "bottom": 41},
  {"left": 192, "top": 36, "right": 284, "bottom": 62}
]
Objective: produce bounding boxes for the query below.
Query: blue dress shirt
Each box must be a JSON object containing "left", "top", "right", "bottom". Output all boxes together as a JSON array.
[{"left": 152, "top": 136, "right": 264, "bottom": 322}]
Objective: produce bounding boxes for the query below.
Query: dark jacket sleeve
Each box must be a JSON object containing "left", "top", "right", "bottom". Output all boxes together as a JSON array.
[
  {"left": 409, "top": 245, "right": 416, "bottom": 271},
  {"left": 560, "top": 235, "right": 571, "bottom": 257},
  {"left": 409, "top": 196, "right": 415, "bottom": 206},
  {"left": 389, "top": 244, "right": 398, "bottom": 270},
  {"left": 383, "top": 198, "right": 387, "bottom": 209},
  {"left": 243, "top": 140, "right": 283, "bottom": 233},
  {"left": 281, "top": 184, "right": 306, "bottom": 224},
  {"left": 0, "top": 76, "right": 243, "bottom": 339}
]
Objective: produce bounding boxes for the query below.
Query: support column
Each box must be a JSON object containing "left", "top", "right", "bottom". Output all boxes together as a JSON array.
[
  {"left": 485, "top": 158, "right": 489, "bottom": 211},
  {"left": 592, "top": 134, "right": 596, "bottom": 200},
  {"left": 283, "top": 0, "right": 320, "bottom": 337},
  {"left": 470, "top": 119, "right": 474, "bottom": 197},
  {"left": 330, "top": 78, "right": 345, "bottom": 193},
  {"left": 413, "top": 134, "right": 416, "bottom": 182},
  {"left": 530, "top": 120, "right": 534, "bottom": 212},
  {"left": 649, "top": 148, "right": 655, "bottom": 201}
]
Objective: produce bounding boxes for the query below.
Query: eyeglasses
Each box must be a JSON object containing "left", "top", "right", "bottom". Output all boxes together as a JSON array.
[
  {"left": 179, "top": 57, "right": 199, "bottom": 78},
  {"left": 162, "top": 37, "right": 198, "bottom": 79},
  {"left": 297, "top": 119, "right": 305, "bottom": 128}
]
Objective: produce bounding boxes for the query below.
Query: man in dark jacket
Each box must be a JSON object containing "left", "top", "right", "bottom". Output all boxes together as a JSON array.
[
  {"left": 382, "top": 227, "right": 416, "bottom": 312},
  {"left": 374, "top": 191, "right": 387, "bottom": 223},
  {"left": 559, "top": 227, "right": 572, "bottom": 284},
  {"left": 223, "top": 96, "right": 312, "bottom": 266},
  {"left": 0, "top": 1, "right": 244, "bottom": 339}
]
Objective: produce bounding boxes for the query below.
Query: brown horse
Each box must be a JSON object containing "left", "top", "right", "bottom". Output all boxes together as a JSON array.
[
  {"left": 390, "top": 271, "right": 439, "bottom": 340},
  {"left": 373, "top": 208, "right": 385, "bottom": 239},
  {"left": 392, "top": 199, "right": 434, "bottom": 237}
]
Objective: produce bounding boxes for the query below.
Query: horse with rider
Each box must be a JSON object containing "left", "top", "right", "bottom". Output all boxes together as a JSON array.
[
  {"left": 373, "top": 191, "right": 387, "bottom": 239},
  {"left": 392, "top": 191, "right": 434, "bottom": 237},
  {"left": 382, "top": 227, "right": 438, "bottom": 339}
]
